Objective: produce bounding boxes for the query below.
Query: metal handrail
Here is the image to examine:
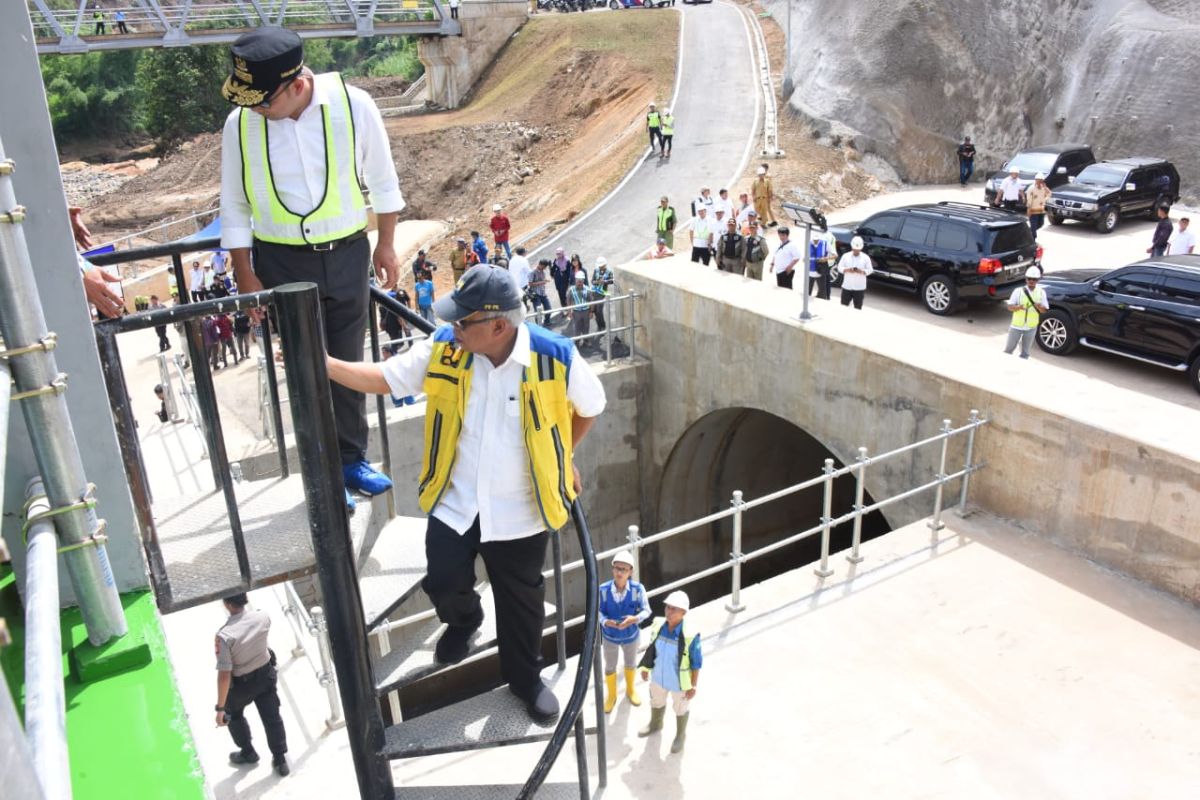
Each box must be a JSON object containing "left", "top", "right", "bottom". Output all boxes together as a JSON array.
[{"left": 277, "top": 582, "right": 345, "bottom": 730}]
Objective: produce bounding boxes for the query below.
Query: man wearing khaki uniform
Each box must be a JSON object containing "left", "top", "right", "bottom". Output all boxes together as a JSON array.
[
  {"left": 1025, "top": 172, "right": 1053, "bottom": 241},
  {"left": 752, "top": 166, "right": 777, "bottom": 227},
  {"left": 742, "top": 219, "right": 768, "bottom": 281}
]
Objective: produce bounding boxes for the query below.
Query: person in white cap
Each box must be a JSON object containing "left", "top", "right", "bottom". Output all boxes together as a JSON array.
[
  {"left": 489, "top": 203, "right": 512, "bottom": 260},
  {"left": 637, "top": 590, "right": 701, "bottom": 754},
  {"left": 1004, "top": 266, "right": 1048, "bottom": 359},
  {"left": 995, "top": 166, "right": 1025, "bottom": 212},
  {"left": 836, "top": 236, "right": 874, "bottom": 309},
  {"left": 598, "top": 550, "right": 651, "bottom": 713},
  {"left": 1024, "top": 172, "right": 1052, "bottom": 240}
]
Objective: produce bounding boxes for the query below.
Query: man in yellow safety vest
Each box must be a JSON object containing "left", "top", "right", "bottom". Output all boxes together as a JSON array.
[{"left": 1004, "top": 267, "right": 1049, "bottom": 359}]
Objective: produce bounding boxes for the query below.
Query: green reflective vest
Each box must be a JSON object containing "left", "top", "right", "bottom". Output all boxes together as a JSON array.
[
  {"left": 1010, "top": 287, "right": 1045, "bottom": 331},
  {"left": 238, "top": 72, "right": 367, "bottom": 245},
  {"left": 418, "top": 325, "right": 578, "bottom": 531},
  {"left": 660, "top": 114, "right": 674, "bottom": 136},
  {"left": 647, "top": 619, "right": 699, "bottom": 691},
  {"left": 647, "top": 111, "right": 661, "bottom": 129},
  {"left": 656, "top": 206, "right": 675, "bottom": 232}
]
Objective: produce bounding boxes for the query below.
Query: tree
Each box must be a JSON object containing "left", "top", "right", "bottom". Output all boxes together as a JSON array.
[
  {"left": 135, "top": 44, "right": 229, "bottom": 151},
  {"left": 41, "top": 50, "right": 141, "bottom": 141}
]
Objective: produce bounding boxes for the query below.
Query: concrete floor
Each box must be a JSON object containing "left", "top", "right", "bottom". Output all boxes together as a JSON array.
[{"left": 161, "top": 511, "right": 1200, "bottom": 799}]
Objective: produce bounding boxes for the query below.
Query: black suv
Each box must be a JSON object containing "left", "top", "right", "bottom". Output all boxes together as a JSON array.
[
  {"left": 983, "top": 143, "right": 1096, "bottom": 207},
  {"left": 1045, "top": 157, "right": 1181, "bottom": 233},
  {"left": 828, "top": 202, "right": 1041, "bottom": 315},
  {"left": 1036, "top": 255, "right": 1200, "bottom": 392}
]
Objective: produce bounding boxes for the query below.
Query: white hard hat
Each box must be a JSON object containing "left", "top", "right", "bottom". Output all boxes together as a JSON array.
[
  {"left": 595, "top": 256, "right": 608, "bottom": 267},
  {"left": 850, "top": 236, "right": 865, "bottom": 250},
  {"left": 649, "top": 102, "right": 657, "bottom": 108},
  {"left": 1034, "top": 172, "right": 1046, "bottom": 180},
  {"left": 612, "top": 550, "right": 635, "bottom": 568},
  {"left": 1009, "top": 166, "right": 1019, "bottom": 174},
  {"left": 757, "top": 166, "right": 767, "bottom": 175},
  {"left": 492, "top": 203, "right": 502, "bottom": 212},
  {"left": 575, "top": 271, "right": 586, "bottom": 281},
  {"left": 664, "top": 590, "right": 690, "bottom": 612},
  {"left": 1025, "top": 266, "right": 1041, "bottom": 279},
  {"left": 663, "top": 107, "right": 671, "bottom": 115}
]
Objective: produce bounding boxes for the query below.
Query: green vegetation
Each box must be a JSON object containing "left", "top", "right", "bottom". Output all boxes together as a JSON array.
[{"left": 39, "top": 35, "right": 424, "bottom": 152}]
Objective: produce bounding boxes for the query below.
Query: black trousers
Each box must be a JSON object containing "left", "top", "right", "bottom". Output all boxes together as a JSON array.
[
  {"left": 841, "top": 288, "right": 866, "bottom": 309},
  {"left": 690, "top": 246, "right": 711, "bottom": 265},
  {"left": 808, "top": 267, "right": 831, "bottom": 299},
  {"left": 649, "top": 128, "right": 661, "bottom": 150},
  {"left": 424, "top": 515, "right": 549, "bottom": 693},
  {"left": 776, "top": 271, "right": 794, "bottom": 289},
  {"left": 255, "top": 237, "right": 371, "bottom": 465},
  {"left": 155, "top": 324, "right": 170, "bottom": 351},
  {"left": 226, "top": 662, "right": 287, "bottom": 758}
]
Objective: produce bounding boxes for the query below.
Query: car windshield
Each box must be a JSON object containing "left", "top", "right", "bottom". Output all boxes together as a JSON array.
[
  {"left": 1074, "top": 164, "right": 1128, "bottom": 187},
  {"left": 1005, "top": 152, "right": 1057, "bottom": 174}
]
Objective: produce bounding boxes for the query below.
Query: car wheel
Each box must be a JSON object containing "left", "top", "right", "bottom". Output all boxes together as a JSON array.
[
  {"left": 1188, "top": 355, "right": 1200, "bottom": 395},
  {"left": 1036, "top": 309, "right": 1078, "bottom": 355},
  {"left": 1096, "top": 207, "right": 1119, "bottom": 234},
  {"left": 921, "top": 274, "right": 958, "bottom": 316},
  {"left": 1047, "top": 211, "right": 1064, "bottom": 226}
]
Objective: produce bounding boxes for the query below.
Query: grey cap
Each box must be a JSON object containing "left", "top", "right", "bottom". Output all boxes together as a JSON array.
[{"left": 432, "top": 265, "right": 523, "bottom": 323}]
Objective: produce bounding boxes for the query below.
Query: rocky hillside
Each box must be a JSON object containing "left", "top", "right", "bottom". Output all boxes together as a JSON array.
[{"left": 767, "top": 0, "right": 1199, "bottom": 202}]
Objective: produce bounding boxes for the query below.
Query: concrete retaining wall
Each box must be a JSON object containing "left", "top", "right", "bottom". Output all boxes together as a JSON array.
[
  {"left": 418, "top": 0, "right": 528, "bottom": 109},
  {"left": 617, "top": 257, "right": 1200, "bottom": 604}
]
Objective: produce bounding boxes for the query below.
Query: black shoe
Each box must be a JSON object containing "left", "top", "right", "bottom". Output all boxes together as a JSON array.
[
  {"left": 229, "top": 749, "right": 259, "bottom": 766},
  {"left": 273, "top": 756, "right": 290, "bottom": 777},
  {"left": 434, "top": 621, "right": 479, "bottom": 665},
  {"left": 512, "top": 680, "right": 559, "bottom": 726}
]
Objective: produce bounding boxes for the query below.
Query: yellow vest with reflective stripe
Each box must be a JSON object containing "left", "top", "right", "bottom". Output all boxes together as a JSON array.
[
  {"left": 647, "top": 619, "right": 698, "bottom": 691},
  {"left": 418, "top": 325, "right": 578, "bottom": 531},
  {"left": 238, "top": 72, "right": 367, "bottom": 246},
  {"left": 660, "top": 114, "right": 674, "bottom": 136},
  {"left": 647, "top": 111, "right": 661, "bottom": 128},
  {"left": 1010, "top": 287, "right": 1043, "bottom": 330}
]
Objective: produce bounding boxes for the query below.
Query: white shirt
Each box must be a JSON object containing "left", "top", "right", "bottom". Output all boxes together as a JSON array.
[
  {"left": 838, "top": 251, "right": 873, "bottom": 290},
  {"left": 190, "top": 267, "right": 204, "bottom": 291},
  {"left": 715, "top": 197, "right": 734, "bottom": 219},
  {"left": 1168, "top": 228, "right": 1196, "bottom": 255},
  {"left": 772, "top": 239, "right": 803, "bottom": 273},
  {"left": 508, "top": 254, "right": 532, "bottom": 290},
  {"left": 211, "top": 250, "right": 227, "bottom": 274},
  {"left": 998, "top": 176, "right": 1023, "bottom": 202},
  {"left": 219, "top": 74, "right": 405, "bottom": 250},
  {"left": 692, "top": 215, "right": 714, "bottom": 246},
  {"left": 380, "top": 324, "right": 607, "bottom": 542},
  {"left": 710, "top": 214, "right": 730, "bottom": 240},
  {"left": 736, "top": 205, "right": 754, "bottom": 229}
]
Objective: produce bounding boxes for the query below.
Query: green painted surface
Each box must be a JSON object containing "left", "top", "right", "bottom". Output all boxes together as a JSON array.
[{"left": 0, "top": 584, "right": 207, "bottom": 800}]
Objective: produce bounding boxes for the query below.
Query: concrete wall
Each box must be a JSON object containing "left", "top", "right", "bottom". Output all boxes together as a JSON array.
[
  {"left": 617, "top": 257, "right": 1200, "bottom": 605},
  {"left": 0, "top": 6, "right": 146, "bottom": 600},
  {"left": 418, "top": 0, "right": 528, "bottom": 109}
]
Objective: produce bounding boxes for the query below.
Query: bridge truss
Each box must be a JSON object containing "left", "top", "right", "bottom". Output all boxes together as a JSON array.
[{"left": 27, "top": 0, "right": 459, "bottom": 55}]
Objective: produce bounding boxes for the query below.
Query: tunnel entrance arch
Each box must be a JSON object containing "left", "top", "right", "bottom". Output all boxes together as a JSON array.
[{"left": 645, "top": 408, "right": 891, "bottom": 609}]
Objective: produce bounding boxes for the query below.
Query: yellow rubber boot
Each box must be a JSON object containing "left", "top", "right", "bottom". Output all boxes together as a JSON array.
[
  {"left": 624, "top": 669, "right": 641, "bottom": 706},
  {"left": 603, "top": 672, "right": 618, "bottom": 714}
]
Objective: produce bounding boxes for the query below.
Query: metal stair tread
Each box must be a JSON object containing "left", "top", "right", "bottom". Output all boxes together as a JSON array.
[
  {"left": 382, "top": 655, "right": 595, "bottom": 759},
  {"left": 374, "top": 592, "right": 556, "bottom": 695},
  {"left": 358, "top": 514, "right": 430, "bottom": 630},
  {"left": 392, "top": 784, "right": 582, "bottom": 799},
  {"left": 152, "top": 475, "right": 373, "bottom": 611}
]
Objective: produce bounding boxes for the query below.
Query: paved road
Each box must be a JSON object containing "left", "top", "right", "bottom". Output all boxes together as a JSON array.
[{"left": 531, "top": 2, "right": 759, "bottom": 266}]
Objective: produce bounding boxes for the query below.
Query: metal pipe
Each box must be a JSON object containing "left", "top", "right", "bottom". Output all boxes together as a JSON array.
[
  {"left": 0, "top": 669, "right": 47, "bottom": 800},
  {"left": 627, "top": 525, "right": 641, "bottom": 577},
  {"left": 258, "top": 319, "right": 289, "bottom": 478},
  {"left": 725, "top": 490, "right": 746, "bottom": 613},
  {"left": 957, "top": 409, "right": 980, "bottom": 515},
  {"left": 0, "top": 359, "right": 10, "bottom": 502},
  {"left": 928, "top": 419, "right": 952, "bottom": 533},
  {"left": 814, "top": 458, "right": 835, "bottom": 577},
  {"left": 366, "top": 301, "right": 395, "bottom": 519},
  {"left": 591, "top": 622, "right": 607, "bottom": 788},
  {"left": 86, "top": 235, "right": 222, "bottom": 267},
  {"left": 170, "top": 253, "right": 188, "bottom": 306},
  {"left": 156, "top": 353, "right": 179, "bottom": 421},
  {"left": 23, "top": 479, "right": 70, "bottom": 800},
  {"left": 847, "top": 447, "right": 868, "bottom": 564},
  {"left": 799, "top": 224, "right": 813, "bottom": 321},
  {"left": 97, "top": 289, "right": 272, "bottom": 333},
  {"left": 93, "top": 328, "right": 173, "bottom": 607},
  {"left": 311, "top": 606, "right": 345, "bottom": 731},
  {"left": 551, "top": 531, "right": 567, "bottom": 669},
  {"left": 279, "top": 584, "right": 307, "bottom": 658},
  {"left": 628, "top": 292, "right": 638, "bottom": 362},
  {"left": 271, "top": 282, "right": 392, "bottom": 799},
  {"left": 0, "top": 137, "right": 126, "bottom": 645},
  {"left": 603, "top": 293, "right": 612, "bottom": 365}
]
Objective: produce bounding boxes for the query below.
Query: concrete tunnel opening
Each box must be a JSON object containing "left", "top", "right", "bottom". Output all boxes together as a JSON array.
[{"left": 643, "top": 408, "right": 892, "bottom": 610}]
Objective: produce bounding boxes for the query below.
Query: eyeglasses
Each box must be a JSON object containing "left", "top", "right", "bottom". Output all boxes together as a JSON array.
[
  {"left": 452, "top": 314, "right": 496, "bottom": 331},
  {"left": 254, "top": 81, "right": 292, "bottom": 110}
]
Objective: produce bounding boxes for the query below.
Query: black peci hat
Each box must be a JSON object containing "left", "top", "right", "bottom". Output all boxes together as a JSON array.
[{"left": 222, "top": 28, "right": 304, "bottom": 108}]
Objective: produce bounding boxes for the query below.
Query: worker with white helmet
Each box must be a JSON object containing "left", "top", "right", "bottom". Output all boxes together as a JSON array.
[
  {"left": 836, "top": 235, "right": 874, "bottom": 309},
  {"left": 659, "top": 107, "right": 674, "bottom": 158},
  {"left": 489, "top": 203, "right": 512, "bottom": 260},
  {"left": 637, "top": 589, "right": 702, "bottom": 754},
  {"left": 566, "top": 269, "right": 596, "bottom": 345},
  {"left": 647, "top": 102, "right": 662, "bottom": 154},
  {"left": 598, "top": 550, "right": 651, "bottom": 713},
  {"left": 591, "top": 256, "right": 615, "bottom": 341},
  {"left": 1003, "top": 266, "right": 1048, "bottom": 359}
]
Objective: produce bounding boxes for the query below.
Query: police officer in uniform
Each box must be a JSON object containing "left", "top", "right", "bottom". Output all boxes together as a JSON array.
[
  {"left": 215, "top": 594, "right": 289, "bottom": 776},
  {"left": 218, "top": 28, "right": 404, "bottom": 511}
]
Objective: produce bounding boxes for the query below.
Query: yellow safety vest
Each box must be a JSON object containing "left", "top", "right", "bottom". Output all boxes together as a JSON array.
[
  {"left": 647, "top": 619, "right": 699, "bottom": 691},
  {"left": 660, "top": 114, "right": 674, "bottom": 136},
  {"left": 647, "top": 111, "right": 661, "bottom": 129},
  {"left": 238, "top": 72, "right": 367, "bottom": 245},
  {"left": 1010, "top": 287, "right": 1043, "bottom": 330},
  {"left": 656, "top": 206, "right": 675, "bottom": 232},
  {"left": 418, "top": 325, "right": 578, "bottom": 531}
]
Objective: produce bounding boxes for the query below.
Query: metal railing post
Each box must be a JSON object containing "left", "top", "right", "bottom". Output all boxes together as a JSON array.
[
  {"left": 814, "top": 458, "right": 835, "bottom": 577},
  {"left": 847, "top": 447, "right": 868, "bottom": 564},
  {"left": 591, "top": 621, "right": 607, "bottom": 788},
  {"left": 23, "top": 480, "right": 70, "bottom": 800},
  {"left": 156, "top": 353, "right": 180, "bottom": 421},
  {"left": 282, "top": 587, "right": 306, "bottom": 658},
  {"left": 928, "top": 419, "right": 952, "bottom": 533},
  {"left": 725, "top": 490, "right": 746, "bottom": 613},
  {"left": 551, "top": 531, "right": 567, "bottom": 669},
  {"left": 603, "top": 293, "right": 612, "bottom": 364},
  {"left": 311, "top": 606, "right": 346, "bottom": 731},
  {"left": 271, "top": 282, "right": 392, "bottom": 800},
  {"left": 628, "top": 293, "right": 638, "bottom": 362},
  {"left": 957, "top": 409, "right": 980, "bottom": 516},
  {"left": 626, "top": 524, "right": 641, "bottom": 575},
  {"left": 367, "top": 300, "right": 395, "bottom": 519},
  {"left": 258, "top": 317, "right": 289, "bottom": 478}
]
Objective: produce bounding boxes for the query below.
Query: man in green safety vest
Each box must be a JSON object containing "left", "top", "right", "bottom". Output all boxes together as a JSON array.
[
  {"left": 656, "top": 196, "right": 677, "bottom": 250},
  {"left": 1003, "top": 267, "right": 1048, "bottom": 359},
  {"left": 637, "top": 590, "right": 702, "bottom": 754},
  {"left": 218, "top": 28, "right": 404, "bottom": 511},
  {"left": 647, "top": 102, "right": 662, "bottom": 155}
]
